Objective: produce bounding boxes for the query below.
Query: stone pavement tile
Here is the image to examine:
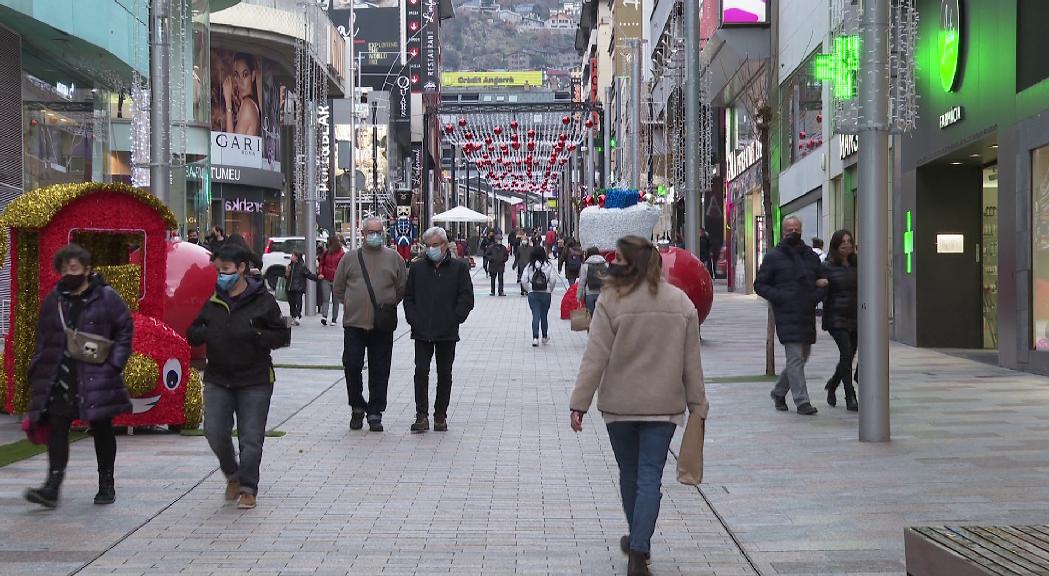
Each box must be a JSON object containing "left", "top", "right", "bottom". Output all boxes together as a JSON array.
[{"left": 71, "top": 271, "right": 755, "bottom": 576}]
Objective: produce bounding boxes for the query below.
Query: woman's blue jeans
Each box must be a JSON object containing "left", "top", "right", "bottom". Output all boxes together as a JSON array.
[
  {"left": 606, "top": 421, "right": 676, "bottom": 554},
  {"left": 527, "top": 291, "right": 552, "bottom": 338}
]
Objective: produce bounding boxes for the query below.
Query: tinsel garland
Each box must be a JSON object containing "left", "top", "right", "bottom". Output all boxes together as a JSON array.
[
  {"left": 95, "top": 265, "right": 143, "bottom": 312},
  {"left": 112, "top": 315, "right": 192, "bottom": 427},
  {"left": 123, "top": 352, "right": 159, "bottom": 396},
  {"left": 9, "top": 231, "right": 38, "bottom": 413},
  {"left": 184, "top": 368, "right": 203, "bottom": 429}
]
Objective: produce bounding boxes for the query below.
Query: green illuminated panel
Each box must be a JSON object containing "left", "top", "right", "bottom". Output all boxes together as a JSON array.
[
  {"left": 813, "top": 35, "right": 861, "bottom": 101},
  {"left": 938, "top": 29, "right": 959, "bottom": 92},
  {"left": 904, "top": 211, "right": 914, "bottom": 274}
]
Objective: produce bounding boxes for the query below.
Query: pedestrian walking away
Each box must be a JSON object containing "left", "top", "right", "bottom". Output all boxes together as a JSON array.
[
  {"left": 577, "top": 246, "right": 607, "bottom": 315},
  {"left": 484, "top": 233, "right": 510, "bottom": 296},
  {"left": 24, "top": 244, "right": 134, "bottom": 509},
  {"left": 522, "top": 246, "right": 559, "bottom": 347},
  {"left": 285, "top": 251, "right": 318, "bottom": 325},
  {"left": 479, "top": 231, "right": 494, "bottom": 277},
  {"left": 515, "top": 238, "right": 533, "bottom": 294},
  {"left": 333, "top": 216, "right": 408, "bottom": 432},
  {"left": 404, "top": 226, "right": 475, "bottom": 433},
  {"left": 317, "top": 235, "right": 346, "bottom": 326},
  {"left": 189, "top": 243, "right": 289, "bottom": 510},
  {"left": 822, "top": 229, "right": 859, "bottom": 411},
  {"left": 569, "top": 235, "right": 709, "bottom": 576},
  {"left": 560, "top": 239, "right": 585, "bottom": 286},
  {"left": 754, "top": 216, "right": 827, "bottom": 416}
]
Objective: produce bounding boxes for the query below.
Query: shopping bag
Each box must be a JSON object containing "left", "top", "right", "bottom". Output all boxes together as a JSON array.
[
  {"left": 676, "top": 415, "right": 705, "bottom": 485},
  {"left": 275, "top": 277, "right": 288, "bottom": 301},
  {"left": 570, "top": 307, "right": 591, "bottom": 331}
]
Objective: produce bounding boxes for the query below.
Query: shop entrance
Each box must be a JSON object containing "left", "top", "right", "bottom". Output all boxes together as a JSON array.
[{"left": 982, "top": 165, "right": 999, "bottom": 349}]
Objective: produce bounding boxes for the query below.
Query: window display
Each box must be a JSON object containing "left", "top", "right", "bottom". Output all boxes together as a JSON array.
[{"left": 1033, "top": 145, "right": 1049, "bottom": 349}]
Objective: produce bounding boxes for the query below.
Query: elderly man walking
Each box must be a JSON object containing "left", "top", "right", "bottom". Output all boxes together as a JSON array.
[
  {"left": 754, "top": 216, "right": 827, "bottom": 416},
  {"left": 333, "top": 216, "right": 407, "bottom": 432},
  {"left": 404, "top": 227, "right": 475, "bottom": 433}
]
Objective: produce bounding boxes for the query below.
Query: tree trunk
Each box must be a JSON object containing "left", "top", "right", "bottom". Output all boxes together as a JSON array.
[{"left": 759, "top": 105, "right": 776, "bottom": 377}]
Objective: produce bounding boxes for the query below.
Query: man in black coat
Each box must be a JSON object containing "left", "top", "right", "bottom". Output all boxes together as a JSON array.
[
  {"left": 484, "top": 234, "right": 510, "bottom": 296},
  {"left": 754, "top": 216, "right": 827, "bottom": 416},
  {"left": 404, "top": 226, "right": 475, "bottom": 433}
]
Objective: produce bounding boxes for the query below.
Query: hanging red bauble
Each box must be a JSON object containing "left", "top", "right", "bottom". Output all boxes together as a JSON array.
[
  {"left": 527, "top": 129, "right": 536, "bottom": 138},
  {"left": 464, "top": 132, "right": 474, "bottom": 140},
  {"left": 494, "top": 126, "right": 503, "bottom": 136},
  {"left": 816, "top": 113, "right": 823, "bottom": 123},
  {"left": 598, "top": 194, "right": 607, "bottom": 207},
  {"left": 527, "top": 141, "right": 536, "bottom": 151},
  {"left": 585, "top": 119, "right": 594, "bottom": 128},
  {"left": 511, "top": 141, "right": 521, "bottom": 151},
  {"left": 510, "top": 133, "right": 519, "bottom": 142},
  {"left": 562, "top": 115, "right": 571, "bottom": 125},
  {"left": 568, "top": 144, "right": 577, "bottom": 152},
  {"left": 487, "top": 145, "right": 495, "bottom": 152},
  {"left": 444, "top": 123, "right": 454, "bottom": 134},
  {"left": 559, "top": 133, "right": 567, "bottom": 142},
  {"left": 458, "top": 118, "right": 468, "bottom": 127},
  {"left": 510, "top": 120, "right": 519, "bottom": 130},
  {"left": 799, "top": 131, "right": 808, "bottom": 139},
  {"left": 484, "top": 136, "right": 492, "bottom": 145}
]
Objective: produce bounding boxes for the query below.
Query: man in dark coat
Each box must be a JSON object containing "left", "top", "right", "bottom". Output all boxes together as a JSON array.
[
  {"left": 754, "top": 216, "right": 827, "bottom": 416},
  {"left": 484, "top": 234, "right": 510, "bottom": 296},
  {"left": 404, "top": 226, "right": 475, "bottom": 433}
]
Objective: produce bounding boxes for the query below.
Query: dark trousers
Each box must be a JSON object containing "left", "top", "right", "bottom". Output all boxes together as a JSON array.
[
  {"left": 288, "top": 290, "right": 304, "bottom": 319},
  {"left": 203, "top": 382, "right": 273, "bottom": 495},
  {"left": 414, "top": 339, "right": 457, "bottom": 418},
  {"left": 827, "top": 328, "right": 858, "bottom": 392},
  {"left": 343, "top": 327, "right": 394, "bottom": 416},
  {"left": 47, "top": 415, "right": 116, "bottom": 473},
  {"left": 490, "top": 268, "right": 505, "bottom": 294}
]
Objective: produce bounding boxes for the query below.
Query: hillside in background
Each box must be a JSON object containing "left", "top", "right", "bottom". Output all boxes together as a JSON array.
[{"left": 443, "top": 1, "right": 577, "bottom": 72}]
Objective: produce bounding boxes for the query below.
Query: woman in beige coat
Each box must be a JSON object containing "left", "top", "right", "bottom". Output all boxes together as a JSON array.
[{"left": 570, "top": 235, "right": 708, "bottom": 576}]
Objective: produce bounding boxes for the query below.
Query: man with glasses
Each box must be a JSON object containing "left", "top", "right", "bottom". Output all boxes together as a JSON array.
[
  {"left": 404, "top": 227, "right": 475, "bottom": 433},
  {"left": 333, "top": 216, "right": 407, "bottom": 432}
]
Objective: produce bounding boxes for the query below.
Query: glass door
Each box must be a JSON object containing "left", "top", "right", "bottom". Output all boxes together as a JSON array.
[{"left": 982, "top": 165, "right": 999, "bottom": 349}]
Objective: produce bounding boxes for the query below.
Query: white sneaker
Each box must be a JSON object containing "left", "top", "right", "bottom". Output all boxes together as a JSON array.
[
  {"left": 532, "top": 338, "right": 539, "bottom": 347},
  {"left": 542, "top": 337, "right": 550, "bottom": 344}
]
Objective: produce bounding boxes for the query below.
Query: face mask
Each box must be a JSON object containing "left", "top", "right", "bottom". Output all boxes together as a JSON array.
[
  {"left": 785, "top": 232, "right": 802, "bottom": 246},
  {"left": 366, "top": 233, "right": 384, "bottom": 248},
  {"left": 426, "top": 247, "right": 444, "bottom": 262},
  {"left": 58, "top": 273, "right": 86, "bottom": 293},
  {"left": 606, "top": 263, "right": 628, "bottom": 277},
  {"left": 217, "top": 272, "right": 240, "bottom": 292}
]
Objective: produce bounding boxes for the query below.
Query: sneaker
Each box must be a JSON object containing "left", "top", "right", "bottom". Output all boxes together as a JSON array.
[
  {"left": 367, "top": 415, "right": 384, "bottom": 432},
  {"left": 434, "top": 416, "right": 448, "bottom": 432},
  {"left": 771, "top": 394, "right": 788, "bottom": 412},
  {"left": 532, "top": 338, "right": 539, "bottom": 347},
  {"left": 331, "top": 317, "right": 338, "bottom": 325},
  {"left": 349, "top": 409, "right": 366, "bottom": 431},
  {"left": 542, "top": 336, "right": 550, "bottom": 344},
  {"left": 237, "top": 493, "right": 256, "bottom": 510},
  {"left": 498, "top": 292, "right": 506, "bottom": 297},
  {"left": 796, "top": 402, "right": 818, "bottom": 416},
  {"left": 410, "top": 415, "right": 430, "bottom": 433},
  {"left": 321, "top": 318, "right": 327, "bottom": 326},
  {"left": 225, "top": 480, "right": 241, "bottom": 501}
]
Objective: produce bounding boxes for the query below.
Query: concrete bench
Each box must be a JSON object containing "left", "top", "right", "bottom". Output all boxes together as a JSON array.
[{"left": 905, "top": 526, "right": 1049, "bottom": 575}]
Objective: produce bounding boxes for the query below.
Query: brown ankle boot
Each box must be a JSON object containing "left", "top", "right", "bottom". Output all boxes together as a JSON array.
[{"left": 627, "top": 551, "right": 652, "bottom": 576}]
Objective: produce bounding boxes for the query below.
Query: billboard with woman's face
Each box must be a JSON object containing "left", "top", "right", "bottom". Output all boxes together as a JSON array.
[{"left": 209, "top": 49, "right": 282, "bottom": 184}]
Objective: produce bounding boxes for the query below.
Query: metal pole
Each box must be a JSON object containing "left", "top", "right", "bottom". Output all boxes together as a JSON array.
[
  {"left": 305, "top": 100, "right": 318, "bottom": 317},
  {"left": 858, "top": 0, "right": 890, "bottom": 442},
  {"left": 150, "top": 0, "right": 171, "bottom": 206},
  {"left": 631, "top": 39, "right": 642, "bottom": 191},
  {"left": 603, "top": 86, "right": 612, "bottom": 188},
  {"left": 347, "top": 4, "right": 358, "bottom": 249},
  {"left": 683, "top": 0, "right": 701, "bottom": 257}
]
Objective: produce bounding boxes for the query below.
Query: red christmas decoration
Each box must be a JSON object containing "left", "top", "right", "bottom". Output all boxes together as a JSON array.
[
  {"left": 444, "top": 123, "right": 454, "bottom": 134},
  {"left": 527, "top": 129, "right": 536, "bottom": 138},
  {"left": 659, "top": 246, "right": 714, "bottom": 324},
  {"left": 458, "top": 118, "right": 467, "bottom": 127},
  {"left": 585, "top": 118, "right": 594, "bottom": 128},
  {"left": 494, "top": 126, "right": 503, "bottom": 136},
  {"left": 510, "top": 120, "right": 519, "bottom": 130},
  {"left": 562, "top": 115, "right": 571, "bottom": 125}
]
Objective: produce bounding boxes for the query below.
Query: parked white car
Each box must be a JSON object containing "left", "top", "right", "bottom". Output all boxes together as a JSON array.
[{"left": 262, "top": 237, "right": 306, "bottom": 289}]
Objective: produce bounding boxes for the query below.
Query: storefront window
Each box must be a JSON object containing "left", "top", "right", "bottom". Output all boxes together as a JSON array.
[
  {"left": 780, "top": 50, "right": 824, "bottom": 168},
  {"left": 1032, "top": 144, "right": 1049, "bottom": 349}
]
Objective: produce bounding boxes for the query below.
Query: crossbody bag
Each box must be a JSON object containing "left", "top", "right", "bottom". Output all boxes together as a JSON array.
[
  {"left": 58, "top": 301, "right": 114, "bottom": 365},
  {"left": 358, "top": 249, "right": 398, "bottom": 332}
]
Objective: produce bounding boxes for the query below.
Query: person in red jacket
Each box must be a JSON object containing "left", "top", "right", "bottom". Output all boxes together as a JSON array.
[{"left": 317, "top": 235, "right": 346, "bottom": 326}]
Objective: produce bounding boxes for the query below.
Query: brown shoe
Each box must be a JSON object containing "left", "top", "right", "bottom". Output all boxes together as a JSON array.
[
  {"left": 434, "top": 416, "right": 448, "bottom": 432},
  {"left": 627, "top": 551, "right": 652, "bottom": 576},
  {"left": 225, "top": 480, "right": 240, "bottom": 501},
  {"left": 410, "top": 415, "right": 429, "bottom": 433},
  {"left": 237, "top": 493, "right": 256, "bottom": 510}
]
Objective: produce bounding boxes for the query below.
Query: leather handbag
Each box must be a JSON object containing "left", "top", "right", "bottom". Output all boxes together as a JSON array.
[
  {"left": 358, "top": 249, "right": 398, "bottom": 333},
  {"left": 570, "top": 307, "right": 591, "bottom": 332},
  {"left": 58, "top": 303, "right": 114, "bottom": 365}
]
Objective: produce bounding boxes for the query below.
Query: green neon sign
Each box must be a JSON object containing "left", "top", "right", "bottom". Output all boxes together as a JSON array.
[
  {"left": 610, "top": 137, "right": 617, "bottom": 150},
  {"left": 938, "top": 0, "right": 961, "bottom": 93},
  {"left": 904, "top": 211, "right": 914, "bottom": 274},
  {"left": 813, "top": 35, "right": 861, "bottom": 100}
]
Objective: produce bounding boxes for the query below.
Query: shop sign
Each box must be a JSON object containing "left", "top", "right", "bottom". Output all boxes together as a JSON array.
[
  {"left": 395, "top": 75, "right": 411, "bottom": 123},
  {"left": 727, "top": 140, "right": 763, "bottom": 181},
  {"left": 939, "top": 105, "right": 964, "bottom": 129},
  {"left": 224, "top": 198, "right": 265, "bottom": 213},
  {"left": 406, "top": 0, "right": 422, "bottom": 93},
  {"left": 838, "top": 133, "right": 859, "bottom": 159},
  {"left": 936, "top": 233, "right": 964, "bottom": 254},
  {"left": 420, "top": 0, "right": 439, "bottom": 92},
  {"left": 938, "top": 0, "right": 962, "bottom": 93},
  {"left": 318, "top": 104, "right": 331, "bottom": 198},
  {"left": 440, "top": 71, "right": 544, "bottom": 89}
]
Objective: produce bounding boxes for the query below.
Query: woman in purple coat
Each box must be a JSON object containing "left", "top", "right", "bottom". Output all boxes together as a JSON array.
[{"left": 24, "top": 244, "right": 134, "bottom": 508}]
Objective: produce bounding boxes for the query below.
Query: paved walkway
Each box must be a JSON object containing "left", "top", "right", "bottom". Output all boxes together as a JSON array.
[{"left": 3, "top": 266, "right": 1049, "bottom": 575}]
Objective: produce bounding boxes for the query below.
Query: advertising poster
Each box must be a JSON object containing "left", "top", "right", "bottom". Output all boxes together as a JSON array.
[
  {"left": 722, "top": 0, "right": 768, "bottom": 24},
  {"left": 329, "top": 5, "right": 400, "bottom": 70}
]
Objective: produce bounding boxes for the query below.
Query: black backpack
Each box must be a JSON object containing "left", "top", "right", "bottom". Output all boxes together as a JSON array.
[
  {"left": 566, "top": 250, "right": 583, "bottom": 271},
  {"left": 586, "top": 262, "right": 607, "bottom": 291},
  {"left": 530, "top": 265, "right": 549, "bottom": 292}
]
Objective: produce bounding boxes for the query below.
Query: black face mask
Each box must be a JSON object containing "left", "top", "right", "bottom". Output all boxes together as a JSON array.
[
  {"left": 606, "top": 263, "right": 628, "bottom": 277},
  {"left": 784, "top": 232, "right": 802, "bottom": 246},
  {"left": 58, "top": 273, "right": 87, "bottom": 293}
]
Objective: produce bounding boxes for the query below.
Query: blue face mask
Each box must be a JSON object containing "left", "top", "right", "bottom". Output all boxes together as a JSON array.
[
  {"left": 366, "top": 233, "right": 384, "bottom": 248},
  {"left": 216, "top": 272, "right": 240, "bottom": 292},
  {"left": 426, "top": 247, "right": 444, "bottom": 262}
]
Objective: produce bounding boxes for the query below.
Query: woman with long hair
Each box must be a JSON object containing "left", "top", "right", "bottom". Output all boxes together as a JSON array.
[
  {"left": 285, "top": 251, "right": 317, "bottom": 325},
  {"left": 569, "top": 236, "right": 708, "bottom": 576},
  {"left": 222, "top": 52, "right": 260, "bottom": 136},
  {"left": 317, "top": 234, "right": 346, "bottom": 326},
  {"left": 822, "top": 229, "right": 859, "bottom": 411},
  {"left": 521, "top": 245, "right": 559, "bottom": 347}
]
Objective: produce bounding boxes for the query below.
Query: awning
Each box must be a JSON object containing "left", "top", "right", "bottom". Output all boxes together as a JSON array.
[
  {"left": 432, "top": 206, "right": 492, "bottom": 223},
  {"left": 700, "top": 26, "right": 770, "bottom": 107}
]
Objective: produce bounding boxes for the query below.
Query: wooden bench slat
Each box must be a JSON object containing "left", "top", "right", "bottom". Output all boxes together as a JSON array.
[
  {"left": 1007, "top": 527, "right": 1049, "bottom": 557},
  {"left": 978, "top": 527, "right": 1049, "bottom": 567},
  {"left": 914, "top": 527, "right": 1021, "bottom": 575},
  {"left": 958, "top": 527, "right": 1049, "bottom": 572}
]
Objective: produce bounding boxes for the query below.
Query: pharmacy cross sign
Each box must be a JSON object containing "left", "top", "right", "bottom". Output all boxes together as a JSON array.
[
  {"left": 938, "top": 0, "right": 961, "bottom": 93},
  {"left": 904, "top": 211, "right": 915, "bottom": 274},
  {"left": 813, "top": 35, "right": 861, "bottom": 101}
]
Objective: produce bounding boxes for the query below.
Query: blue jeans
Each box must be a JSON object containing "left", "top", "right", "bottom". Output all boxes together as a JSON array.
[
  {"left": 527, "top": 291, "right": 552, "bottom": 338},
  {"left": 606, "top": 421, "right": 677, "bottom": 554},
  {"left": 204, "top": 382, "right": 274, "bottom": 495},
  {"left": 584, "top": 293, "right": 599, "bottom": 315}
]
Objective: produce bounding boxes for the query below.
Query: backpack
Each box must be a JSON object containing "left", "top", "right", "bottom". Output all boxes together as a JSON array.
[
  {"left": 530, "top": 265, "right": 549, "bottom": 292},
  {"left": 586, "top": 262, "right": 607, "bottom": 291},
  {"left": 566, "top": 250, "right": 583, "bottom": 271}
]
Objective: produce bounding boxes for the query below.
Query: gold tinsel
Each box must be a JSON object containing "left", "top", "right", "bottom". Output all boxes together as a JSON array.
[
  {"left": 95, "top": 264, "right": 142, "bottom": 312},
  {"left": 183, "top": 368, "right": 203, "bottom": 429},
  {"left": 11, "top": 231, "right": 39, "bottom": 413},
  {"left": 0, "top": 182, "right": 177, "bottom": 265},
  {"left": 122, "top": 353, "right": 159, "bottom": 396}
]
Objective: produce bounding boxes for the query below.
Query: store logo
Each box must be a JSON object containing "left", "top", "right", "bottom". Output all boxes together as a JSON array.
[
  {"left": 224, "top": 198, "right": 264, "bottom": 213},
  {"left": 396, "top": 75, "right": 410, "bottom": 119},
  {"left": 726, "top": 141, "right": 762, "bottom": 181},
  {"left": 838, "top": 133, "right": 859, "bottom": 160},
  {"left": 317, "top": 105, "right": 331, "bottom": 198},
  {"left": 938, "top": 0, "right": 961, "bottom": 93},
  {"left": 939, "top": 105, "right": 964, "bottom": 129}
]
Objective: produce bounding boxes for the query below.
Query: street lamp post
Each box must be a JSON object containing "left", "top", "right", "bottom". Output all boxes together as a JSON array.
[
  {"left": 150, "top": 0, "right": 171, "bottom": 209},
  {"left": 683, "top": 0, "right": 701, "bottom": 256}
]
